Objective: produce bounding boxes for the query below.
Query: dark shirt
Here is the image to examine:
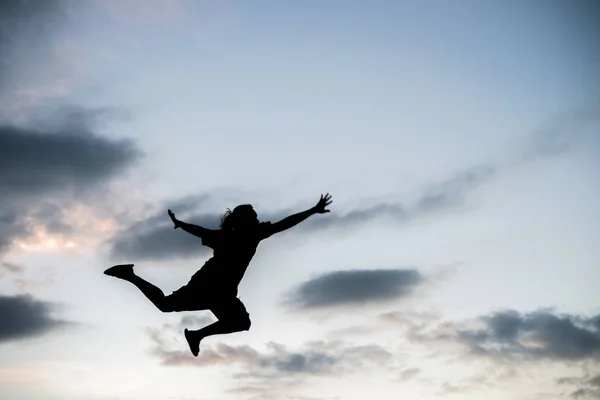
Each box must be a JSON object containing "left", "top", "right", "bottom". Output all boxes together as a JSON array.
[{"left": 188, "top": 222, "right": 274, "bottom": 291}]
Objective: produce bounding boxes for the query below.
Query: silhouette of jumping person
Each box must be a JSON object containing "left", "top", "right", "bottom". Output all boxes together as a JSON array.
[{"left": 104, "top": 194, "right": 332, "bottom": 356}]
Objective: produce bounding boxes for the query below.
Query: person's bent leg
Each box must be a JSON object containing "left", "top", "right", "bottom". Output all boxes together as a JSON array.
[
  {"left": 104, "top": 264, "right": 172, "bottom": 312},
  {"left": 184, "top": 297, "right": 251, "bottom": 357}
]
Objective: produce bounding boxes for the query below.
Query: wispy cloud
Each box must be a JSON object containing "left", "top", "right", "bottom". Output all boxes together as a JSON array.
[
  {"left": 0, "top": 262, "right": 24, "bottom": 276},
  {"left": 557, "top": 373, "right": 600, "bottom": 399},
  {"left": 146, "top": 318, "right": 391, "bottom": 397},
  {"left": 104, "top": 105, "right": 600, "bottom": 263},
  {"left": 527, "top": 107, "right": 600, "bottom": 159},
  {"left": 109, "top": 165, "right": 496, "bottom": 262},
  {"left": 150, "top": 334, "right": 391, "bottom": 376}
]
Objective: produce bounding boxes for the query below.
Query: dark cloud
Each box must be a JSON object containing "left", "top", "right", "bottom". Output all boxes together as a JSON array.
[
  {"left": 285, "top": 269, "right": 423, "bottom": 310},
  {"left": 109, "top": 165, "right": 495, "bottom": 262},
  {"left": 109, "top": 211, "right": 221, "bottom": 262},
  {"left": 0, "top": 294, "right": 69, "bottom": 342},
  {"left": 0, "top": 111, "right": 141, "bottom": 254},
  {"left": 410, "top": 310, "right": 600, "bottom": 363},
  {"left": 458, "top": 310, "right": 600, "bottom": 360},
  {"left": 255, "top": 343, "right": 358, "bottom": 375},
  {"left": 379, "top": 308, "right": 600, "bottom": 397},
  {"left": 0, "top": 124, "right": 139, "bottom": 198}
]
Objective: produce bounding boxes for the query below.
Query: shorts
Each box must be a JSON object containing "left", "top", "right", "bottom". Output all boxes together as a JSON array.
[{"left": 163, "top": 281, "right": 248, "bottom": 322}]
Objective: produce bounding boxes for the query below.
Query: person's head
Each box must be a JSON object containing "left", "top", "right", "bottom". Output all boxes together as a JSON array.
[{"left": 220, "top": 204, "right": 259, "bottom": 230}]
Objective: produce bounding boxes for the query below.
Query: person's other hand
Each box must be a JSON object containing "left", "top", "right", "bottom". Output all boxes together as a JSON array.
[
  {"left": 313, "top": 193, "right": 332, "bottom": 214},
  {"left": 167, "top": 209, "right": 181, "bottom": 229}
]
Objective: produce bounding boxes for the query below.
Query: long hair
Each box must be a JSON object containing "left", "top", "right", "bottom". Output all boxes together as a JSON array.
[
  {"left": 220, "top": 208, "right": 235, "bottom": 230},
  {"left": 220, "top": 204, "right": 254, "bottom": 230}
]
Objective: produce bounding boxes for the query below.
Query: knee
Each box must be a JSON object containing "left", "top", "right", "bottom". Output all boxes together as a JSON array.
[
  {"left": 225, "top": 313, "right": 251, "bottom": 331},
  {"left": 156, "top": 300, "right": 174, "bottom": 313}
]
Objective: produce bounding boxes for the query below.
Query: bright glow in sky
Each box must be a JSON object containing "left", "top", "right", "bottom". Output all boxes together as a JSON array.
[{"left": 1, "top": 1, "right": 599, "bottom": 399}]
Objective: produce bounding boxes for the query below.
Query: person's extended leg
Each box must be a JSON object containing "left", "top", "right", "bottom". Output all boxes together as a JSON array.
[
  {"left": 184, "top": 297, "right": 251, "bottom": 357},
  {"left": 104, "top": 264, "right": 171, "bottom": 312}
]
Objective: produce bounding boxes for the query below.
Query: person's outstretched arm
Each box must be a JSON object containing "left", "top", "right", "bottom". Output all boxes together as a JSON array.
[
  {"left": 267, "top": 193, "right": 332, "bottom": 236},
  {"left": 167, "top": 209, "right": 212, "bottom": 239}
]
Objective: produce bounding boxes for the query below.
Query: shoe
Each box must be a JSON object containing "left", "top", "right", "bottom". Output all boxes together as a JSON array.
[
  {"left": 104, "top": 264, "right": 135, "bottom": 279},
  {"left": 184, "top": 329, "right": 200, "bottom": 357}
]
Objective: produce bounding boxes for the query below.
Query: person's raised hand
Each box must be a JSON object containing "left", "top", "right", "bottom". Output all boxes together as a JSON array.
[
  {"left": 167, "top": 209, "right": 181, "bottom": 229},
  {"left": 313, "top": 193, "right": 332, "bottom": 214}
]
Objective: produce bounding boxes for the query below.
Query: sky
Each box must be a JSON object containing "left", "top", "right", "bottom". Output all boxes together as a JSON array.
[{"left": 0, "top": 1, "right": 599, "bottom": 399}]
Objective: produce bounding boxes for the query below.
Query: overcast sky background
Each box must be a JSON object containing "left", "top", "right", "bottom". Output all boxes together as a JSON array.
[{"left": 1, "top": 1, "right": 599, "bottom": 400}]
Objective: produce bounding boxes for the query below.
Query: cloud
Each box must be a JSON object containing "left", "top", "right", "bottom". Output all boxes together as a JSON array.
[
  {"left": 0, "top": 123, "right": 138, "bottom": 198},
  {"left": 398, "top": 367, "right": 421, "bottom": 382},
  {"left": 0, "top": 294, "right": 69, "bottom": 342},
  {"left": 528, "top": 107, "right": 600, "bottom": 159},
  {"left": 109, "top": 211, "right": 221, "bottom": 262},
  {"left": 457, "top": 310, "right": 600, "bottom": 361},
  {"left": 146, "top": 316, "right": 391, "bottom": 398},
  {"left": 407, "top": 309, "right": 600, "bottom": 363},
  {"left": 0, "top": 262, "right": 24, "bottom": 276},
  {"left": 414, "top": 164, "right": 496, "bottom": 213},
  {"left": 109, "top": 165, "right": 496, "bottom": 262},
  {"left": 284, "top": 269, "right": 424, "bottom": 310},
  {"left": 557, "top": 373, "right": 600, "bottom": 399},
  {"left": 149, "top": 327, "right": 391, "bottom": 377},
  {"left": 377, "top": 308, "right": 600, "bottom": 397},
  {"left": 106, "top": 106, "right": 597, "bottom": 264},
  {"left": 0, "top": 107, "right": 141, "bottom": 255}
]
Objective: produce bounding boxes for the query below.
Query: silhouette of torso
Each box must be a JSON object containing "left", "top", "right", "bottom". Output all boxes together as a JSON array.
[{"left": 188, "top": 223, "right": 272, "bottom": 294}]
